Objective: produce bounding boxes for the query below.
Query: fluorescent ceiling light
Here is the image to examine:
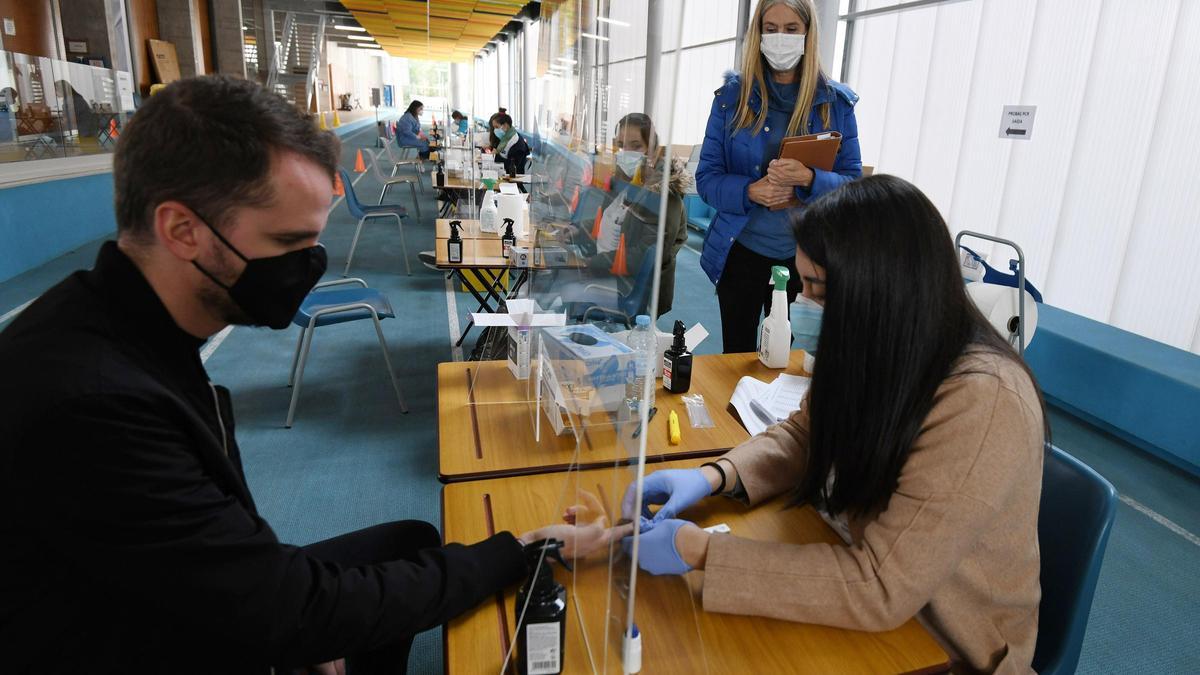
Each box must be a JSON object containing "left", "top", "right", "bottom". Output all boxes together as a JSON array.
[
  {"left": 347, "top": 35, "right": 374, "bottom": 41},
  {"left": 335, "top": 25, "right": 368, "bottom": 32},
  {"left": 596, "top": 17, "right": 630, "bottom": 27},
  {"left": 557, "top": 57, "right": 577, "bottom": 64},
  {"left": 580, "top": 32, "right": 609, "bottom": 41}
]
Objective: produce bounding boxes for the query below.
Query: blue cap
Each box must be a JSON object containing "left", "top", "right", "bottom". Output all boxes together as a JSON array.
[{"left": 635, "top": 315, "right": 651, "bottom": 327}]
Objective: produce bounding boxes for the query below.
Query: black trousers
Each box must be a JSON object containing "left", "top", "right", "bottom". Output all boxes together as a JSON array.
[
  {"left": 717, "top": 241, "right": 803, "bottom": 354},
  {"left": 290, "top": 521, "right": 443, "bottom": 675}
]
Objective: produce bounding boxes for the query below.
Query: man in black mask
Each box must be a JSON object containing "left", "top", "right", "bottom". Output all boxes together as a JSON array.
[{"left": 0, "top": 76, "right": 530, "bottom": 674}]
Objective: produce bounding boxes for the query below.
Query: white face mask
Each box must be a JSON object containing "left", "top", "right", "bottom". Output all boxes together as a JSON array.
[
  {"left": 615, "top": 149, "right": 645, "bottom": 177},
  {"left": 760, "top": 32, "right": 806, "bottom": 72}
]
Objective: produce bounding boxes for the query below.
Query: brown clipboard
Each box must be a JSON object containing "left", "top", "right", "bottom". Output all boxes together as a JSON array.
[{"left": 770, "top": 131, "right": 842, "bottom": 210}]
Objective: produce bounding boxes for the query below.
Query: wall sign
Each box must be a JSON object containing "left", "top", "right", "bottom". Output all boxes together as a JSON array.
[
  {"left": 4, "top": 18, "right": 16, "bottom": 36},
  {"left": 999, "top": 105, "right": 1037, "bottom": 140}
]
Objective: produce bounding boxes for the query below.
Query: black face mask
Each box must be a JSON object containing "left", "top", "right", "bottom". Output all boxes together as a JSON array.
[{"left": 192, "top": 219, "right": 327, "bottom": 329}]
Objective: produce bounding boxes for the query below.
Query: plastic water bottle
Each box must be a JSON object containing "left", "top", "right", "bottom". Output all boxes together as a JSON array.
[{"left": 625, "top": 315, "right": 657, "bottom": 414}]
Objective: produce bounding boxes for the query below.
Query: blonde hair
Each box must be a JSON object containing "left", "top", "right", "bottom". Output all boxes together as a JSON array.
[{"left": 734, "top": 0, "right": 831, "bottom": 136}]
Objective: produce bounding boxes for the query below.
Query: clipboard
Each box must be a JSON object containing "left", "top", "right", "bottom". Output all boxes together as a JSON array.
[{"left": 771, "top": 131, "right": 841, "bottom": 210}]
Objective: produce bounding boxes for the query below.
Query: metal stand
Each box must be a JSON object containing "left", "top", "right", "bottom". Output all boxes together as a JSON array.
[{"left": 955, "top": 230, "right": 1028, "bottom": 357}]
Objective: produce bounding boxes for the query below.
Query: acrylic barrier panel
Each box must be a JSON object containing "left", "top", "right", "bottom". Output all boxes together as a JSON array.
[
  {"left": 434, "top": 1, "right": 705, "bottom": 674},
  {"left": 0, "top": 50, "right": 134, "bottom": 163}
]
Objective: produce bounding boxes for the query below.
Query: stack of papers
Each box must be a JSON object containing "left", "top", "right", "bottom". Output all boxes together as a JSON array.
[{"left": 729, "top": 373, "right": 811, "bottom": 436}]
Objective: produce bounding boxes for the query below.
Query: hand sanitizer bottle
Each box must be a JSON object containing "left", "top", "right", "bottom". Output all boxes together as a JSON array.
[
  {"left": 501, "top": 218, "right": 517, "bottom": 259},
  {"left": 480, "top": 192, "right": 499, "bottom": 233},
  {"left": 516, "top": 539, "right": 571, "bottom": 675},
  {"left": 758, "top": 266, "right": 791, "bottom": 368},
  {"left": 446, "top": 220, "right": 463, "bottom": 264}
]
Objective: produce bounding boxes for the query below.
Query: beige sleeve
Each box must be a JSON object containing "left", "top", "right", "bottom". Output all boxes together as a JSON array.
[
  {"left": 718, "top": 401, "right": 812, "bottom": 506},
  {"left": 703, "top": 374, "right": 1039, "bottom": 631}
]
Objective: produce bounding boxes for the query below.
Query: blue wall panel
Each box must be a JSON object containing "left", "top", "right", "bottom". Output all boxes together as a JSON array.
[{"left": 0, "top": 173, "right": 118, "bottom": 284}]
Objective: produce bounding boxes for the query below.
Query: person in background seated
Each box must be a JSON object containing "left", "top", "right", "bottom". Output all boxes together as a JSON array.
[
  {"left": 491, "top": 113, "right": 529, "bottom": 177},
  {"left": 396, "top": 99, "right": 430, "bottom": 159},
  {"left": 0, "top": 75, "right": 547, "bottom": 675},
  {"left": 450, "top": 109, "right": 469, "bottom": 135},
  {"left": 575, "top": 112, "right": 689, "bottom": 317},
  {"left": 696, "top": 0, "right": 862, "bottom": 353},
  {"left": 621, "top": 175, "right": 1047, "bottom": 674}
]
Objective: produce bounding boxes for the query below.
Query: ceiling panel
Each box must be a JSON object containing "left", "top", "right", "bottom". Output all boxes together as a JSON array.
[{"left": 342, "top": 0, "right": 526, "bottom": 62}]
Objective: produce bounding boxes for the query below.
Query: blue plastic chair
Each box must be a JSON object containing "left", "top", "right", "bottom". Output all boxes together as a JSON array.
[
  {"left": 285, "top": 278, "right": 408, "bottom": 428},
  {"left": 683, "top": 193, "right": 715, "bottom": 232},
  {"left": 563, "top": 246, "right": 658, "bottom": 328},
  {"left": 338, "top": 167, "right": 411, "bottom": 277},
  {"left": 1033, "top": 445, "right": 1118, "bottom": 674}
]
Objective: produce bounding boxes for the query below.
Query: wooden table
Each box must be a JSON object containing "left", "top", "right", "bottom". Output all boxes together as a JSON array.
[
  {"left": 438, "top": 351, "right": 810, "bottom": 482},
  {"left": 442, "top": 460, "right": 952, "bottom": 674}
]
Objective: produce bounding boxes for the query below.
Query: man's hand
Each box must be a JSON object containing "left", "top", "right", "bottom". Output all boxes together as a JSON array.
[
  {"left": 748, "top": 176, "right": 796, "bottom": 208},
  {"left": 766, "top": 158, "right": 814, "bottom": 188}
]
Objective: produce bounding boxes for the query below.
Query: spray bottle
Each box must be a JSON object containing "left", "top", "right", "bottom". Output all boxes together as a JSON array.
[
  {"left": 480, "top": 192, "right": 500, "bottom": 232},
  {"left": 446, "top": 220, "right": 463, "bottom": 264},
  {"left": 758, "top": 266, "right": 791, "bottom": 368},
  {"left": 501, "top": 218, "right": 517, "bottom": 259},
  {"left": 515, "top": 538, "right": 572, "bottom": 675},
  {"left": 662, "top": 320, "right": 693, "bottom": 393}
]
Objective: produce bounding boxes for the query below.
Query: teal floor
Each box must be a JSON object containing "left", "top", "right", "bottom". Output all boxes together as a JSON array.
[{"left": 2, "top": 125, "right": 1197, "bottom": 673}]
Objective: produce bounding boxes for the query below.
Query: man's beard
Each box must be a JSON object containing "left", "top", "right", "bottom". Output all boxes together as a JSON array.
[{"left": 197, "top": 239, "right": 256, "bottom": 326}]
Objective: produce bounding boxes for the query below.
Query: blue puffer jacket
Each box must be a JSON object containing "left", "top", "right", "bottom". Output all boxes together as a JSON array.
[{"left": 696, "top": 73, "right": 862, "bottom": 284}]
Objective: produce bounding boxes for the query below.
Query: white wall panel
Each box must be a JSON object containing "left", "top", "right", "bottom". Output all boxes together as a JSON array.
[
  {"left": 1108, "top": 0, "right": 1200, "bottom": 349},
  {"left": 910, "top": 0, "right": 983, "bottom": 218},
  {"left": 609, "top": 0, "right": 649, "bottom": 62},
  {"left": 846, "top": 6, "right": 899, "bottom": 168},
  {"left": 993, "top": 0, "right": 1103, "bottom": 286},
  {"left": 944, "top": 0, "right": 1036, "bottom": 260},
  {"left": 1042, "top": 0, "right": 1180, "bottom": 321},
  {"left": 874, "top": 5, "right": 936, "bottom": 179}
]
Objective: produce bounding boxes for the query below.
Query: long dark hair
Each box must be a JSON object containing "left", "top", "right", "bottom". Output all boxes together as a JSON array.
[
  {"left": 405, "top": 100, "right": 423, "bottom": 116},
  {"left": 791, "top": 174, "right": 1046, "bottom": 517}
]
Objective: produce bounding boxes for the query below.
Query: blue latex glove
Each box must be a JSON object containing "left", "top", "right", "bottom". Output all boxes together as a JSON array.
[
  {"left": 620, "top": 469, "right": 711, "bottom": 526},
  {"left": 621, "top": 518, "right": 692, "bottom": 576}
]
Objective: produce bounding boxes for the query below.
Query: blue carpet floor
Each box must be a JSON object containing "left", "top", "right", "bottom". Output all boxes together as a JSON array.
[{"left": 1, "top": 124, "right": 1197, "bottom": 673}]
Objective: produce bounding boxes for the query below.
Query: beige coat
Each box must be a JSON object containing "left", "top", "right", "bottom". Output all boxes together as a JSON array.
[{"left": 703, "top": 349, "right": 1044, "bottom": 674}]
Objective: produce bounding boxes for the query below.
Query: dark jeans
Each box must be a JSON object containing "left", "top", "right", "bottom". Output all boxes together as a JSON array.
[
  {"left": 717, "top": 241, "right": 802, "bottom": 354},
  {"left": 291, "top": 521, "right": 443, "bottom": 675}
]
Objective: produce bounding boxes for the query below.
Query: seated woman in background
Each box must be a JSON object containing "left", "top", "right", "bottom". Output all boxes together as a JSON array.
[
  {"left": 395, "top": 99, "right": 430, "bottom": 159},
  {"left": 572, "top": 112, "right": 689, "bottom": 317},
  {"left": 601, "top": 175, "right": 1047, "bottom": 673},
  {"left": 491, "top": 113, "right": 530, "bottom": 177},
  {"left": 450, "top": 110, "right": 469, "bottom": 135}
]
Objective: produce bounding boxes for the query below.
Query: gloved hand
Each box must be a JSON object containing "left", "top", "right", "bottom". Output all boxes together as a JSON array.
[
  {"left": 620, "top": 469, "right": 712, "bottom": 526},
  {"left": 621, "top": 518, "right": 693, "bottom": 576}
]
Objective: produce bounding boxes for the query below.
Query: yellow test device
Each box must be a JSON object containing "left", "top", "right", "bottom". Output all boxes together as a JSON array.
[{"left": 668, "top": 410, "right": 681, "bottom": 445}]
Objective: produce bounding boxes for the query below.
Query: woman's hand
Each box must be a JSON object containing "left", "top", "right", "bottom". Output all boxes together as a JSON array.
[
  {"left": 621, "top": 469, "right": 713, "bottom": 525},
  {"left": 620, "top": 519, "right": 710, "bottom": 575},
  {"left": 748, "top": 176, "right": 796, "bottom": 208},
  {"left": 766, "top": 158, "right": 814, "bottom": 188}
]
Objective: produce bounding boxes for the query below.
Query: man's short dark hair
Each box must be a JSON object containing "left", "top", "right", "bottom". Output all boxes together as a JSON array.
[{"left": 114, "top": 75, "right": 340, "bottom": 238}]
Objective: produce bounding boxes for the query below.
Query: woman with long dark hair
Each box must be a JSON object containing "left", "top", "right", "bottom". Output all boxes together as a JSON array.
[
  {"left": 622, "top": 175, "right": 1048, "bottom": 673},
  {"left": 395, "top": 100, "right": 429, "bottom": 159}
]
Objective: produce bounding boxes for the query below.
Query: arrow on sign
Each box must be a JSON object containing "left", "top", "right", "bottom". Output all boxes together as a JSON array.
[{"left": 1005, "top": 128, "right": 1027, "bottom": 136}]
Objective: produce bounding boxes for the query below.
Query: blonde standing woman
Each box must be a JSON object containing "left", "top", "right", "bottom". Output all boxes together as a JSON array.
[{"left": 695, "top": 0, "right": 862, "bottom": 353}]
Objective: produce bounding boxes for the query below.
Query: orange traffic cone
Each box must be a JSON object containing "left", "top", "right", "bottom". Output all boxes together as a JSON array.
[
  {"left": 609, "top": 234, "right": 629, "bottom": 276},
  {"left": 354, "top": 149, "right": 366, "bottom": 173},
  {"left": 108, "top": 119, "right": 119, "bottom": 138},
  {"left": 333, "top": 173, "right": 344, "bottom": 197},
  {"left": 590, "top": 205, "right": 603, "bottom": 240}
]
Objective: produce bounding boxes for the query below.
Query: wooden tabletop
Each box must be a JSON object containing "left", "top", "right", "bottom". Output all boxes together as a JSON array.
[
  {"left": 438, "top": 351, "right": 809, "bottom": 482},
  {"left": 442, "top": 460, "right": 951, "bottom": 674}
]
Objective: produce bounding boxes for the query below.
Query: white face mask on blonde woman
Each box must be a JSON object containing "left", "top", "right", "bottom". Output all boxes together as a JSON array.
[{"left": 760, "top": 32, "right": 805, "bottom": 71}]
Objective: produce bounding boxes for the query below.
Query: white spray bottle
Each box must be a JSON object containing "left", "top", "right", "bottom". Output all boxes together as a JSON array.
[
  {"left": 758, "top": 265, "right": 792, "bottom": 368},
  {"left": 479, "top": 192, "right": 500, "bottom": 233}
]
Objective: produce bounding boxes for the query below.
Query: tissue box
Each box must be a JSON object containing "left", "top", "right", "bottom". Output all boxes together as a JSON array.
[{"left": 541, "top": 324, "right": 634, "bottom": 412}]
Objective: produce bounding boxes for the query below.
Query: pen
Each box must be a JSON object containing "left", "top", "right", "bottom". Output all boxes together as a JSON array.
[{"left": 632, "top": 406, "right": 658, "bottom": 439}]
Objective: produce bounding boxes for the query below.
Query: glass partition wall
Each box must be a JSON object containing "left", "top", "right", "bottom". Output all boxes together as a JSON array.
[{"left": 443, "top": 1, "right": 697, "bottom": 672}]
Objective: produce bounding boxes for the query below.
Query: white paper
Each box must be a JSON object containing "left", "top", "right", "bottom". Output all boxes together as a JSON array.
[
  {"left": 729, "top": 373, "right": 810, "bottom": 435},
  {"left": 498, "top": 182, "right": 520, "bottom": 194}
]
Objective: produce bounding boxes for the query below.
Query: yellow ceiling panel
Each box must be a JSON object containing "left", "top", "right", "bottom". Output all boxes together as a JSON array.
[{"left": 345, "top": 0, "right": 526, "bottom": 61}]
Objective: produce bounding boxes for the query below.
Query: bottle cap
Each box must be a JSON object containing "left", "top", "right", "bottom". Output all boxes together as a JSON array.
[
  {"left": 635, "top": 315, "right": 651, "bottom": 327},
  {"left": 770, "top": 265, "right": 791, "bottom": 290}
]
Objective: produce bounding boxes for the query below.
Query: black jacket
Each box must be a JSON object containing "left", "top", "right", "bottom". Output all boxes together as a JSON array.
[{"left": 0, "top": 242, "right": 526, "bottom": 674}]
